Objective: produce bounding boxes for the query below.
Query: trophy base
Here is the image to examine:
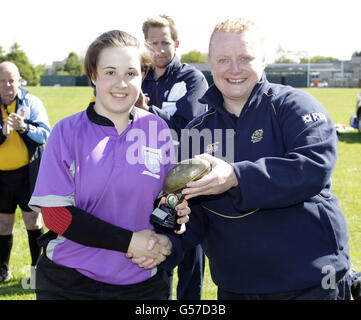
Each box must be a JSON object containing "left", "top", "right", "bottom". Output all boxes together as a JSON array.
[{"left": 150, "top": 205, "right": 181, "bottom": 231}]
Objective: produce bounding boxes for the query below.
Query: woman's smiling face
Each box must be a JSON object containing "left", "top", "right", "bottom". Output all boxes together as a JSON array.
[
  {"left": 209, "top": 31, "right": 265, "bottom": 113},
  {"left": 92, "top": 46, "right": 142, "bottom": 119}
]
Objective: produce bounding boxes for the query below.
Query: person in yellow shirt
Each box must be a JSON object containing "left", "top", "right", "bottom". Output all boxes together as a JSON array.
[{"left": 0, "top": 61, "right": 51, "bottom": 283}]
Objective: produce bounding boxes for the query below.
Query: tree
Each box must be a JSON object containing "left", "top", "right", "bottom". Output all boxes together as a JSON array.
[
  {"left": 63, "top": 52, "right": 83, "bottom": 76},
  {"left": 34, "top": 64, "right": 46, "bottom": 84},
  {"left": 274, "top": 45, "right": 340, "bottom": 64},
  {"left": 181, "top": 50, "right": 207, "bottom": 63},
  {"left": 299, "top": 56, "right": 339, "bottom": 63},
  {"left": 0, "top": 46, "right": 5, "bottom": 62},
  {"left": 5, "top": 43, "right": 39, "bottom": 85}
]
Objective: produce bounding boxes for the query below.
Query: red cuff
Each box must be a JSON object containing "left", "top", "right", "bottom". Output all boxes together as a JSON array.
[{"left": 41, "top": 206, "right": 72, "bottom": 235}]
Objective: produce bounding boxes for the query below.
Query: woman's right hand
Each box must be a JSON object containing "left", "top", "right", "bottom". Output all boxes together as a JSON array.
[
  {"left": 126, "top": 230, "right": 172, "bottom": 268},
  {"left": 127, "top": 229, "right": 171, "bottom": 265}
]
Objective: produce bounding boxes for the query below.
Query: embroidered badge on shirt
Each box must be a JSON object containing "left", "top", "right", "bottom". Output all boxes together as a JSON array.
[
  {"left": 251, "top": 129, "right": 263, "bottom": 143},
  {"left": 142, "top": 146, "right": 161, "bottom": 179}
]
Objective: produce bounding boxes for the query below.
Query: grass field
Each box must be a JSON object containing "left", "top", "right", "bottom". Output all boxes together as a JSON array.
[{"left": 0, "top": 86, "right": 360, "bottom": 300}]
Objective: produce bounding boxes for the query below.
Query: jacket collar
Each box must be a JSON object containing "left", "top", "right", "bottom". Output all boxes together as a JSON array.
[
  {"left": 200, "top": 73, "right": 269, "bottom": 116},
  {"left": 86, "top": 102, "right": 135, "bottom": 126},
  {"left": 17, "top": 87, "right": 28, "bottom": 102}
]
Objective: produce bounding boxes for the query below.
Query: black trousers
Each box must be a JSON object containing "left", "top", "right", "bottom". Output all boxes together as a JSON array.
[{"left": 36, "top": 254, "right": 170, "bottom": 300}]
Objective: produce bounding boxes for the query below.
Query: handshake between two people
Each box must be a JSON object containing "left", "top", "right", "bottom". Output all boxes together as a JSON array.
[
  {"left": 125, "top": 153, "right": 239, "bottom": 270},
  {"left": 126, "top": 197, "right": 190, "bottom": 270}
]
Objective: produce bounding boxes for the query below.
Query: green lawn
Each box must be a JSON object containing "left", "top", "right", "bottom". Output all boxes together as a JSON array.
[{"left": 0, "top": 86, "right": 360, "bottom": 300}]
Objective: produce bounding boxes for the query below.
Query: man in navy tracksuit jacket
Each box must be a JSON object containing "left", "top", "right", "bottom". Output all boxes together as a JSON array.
[
  {"left": 141, "top": 15, "right": 208, "bottom": 300},
  {"left": 153, "top": 18, "right": 351, "bottom": 299}
]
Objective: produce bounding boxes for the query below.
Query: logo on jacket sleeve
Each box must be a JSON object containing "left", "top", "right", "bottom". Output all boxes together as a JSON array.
[
  {"left": 251, "top": 129, "right": 263, "bottom": 143},
  {"left": 302, "top": 112, "right": 327, "bottom": 124}
]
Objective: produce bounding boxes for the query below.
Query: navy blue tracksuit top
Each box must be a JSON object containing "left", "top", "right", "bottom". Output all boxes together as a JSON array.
[
  {"left": 142, "top": 55, "right": 208, "bottom": 138},
  {"left": 162, "top": 74, "right": 350, "bottom": 294}
]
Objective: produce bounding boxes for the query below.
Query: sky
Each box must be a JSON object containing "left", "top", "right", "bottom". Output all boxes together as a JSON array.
[{"left": 1, "top": 0, "right": 360, "bottom": 66}]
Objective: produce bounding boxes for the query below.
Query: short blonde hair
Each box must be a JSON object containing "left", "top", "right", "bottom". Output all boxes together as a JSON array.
[
  {"left": 142, "top": 14, "right": 178, "bottom": 41},
  {"left": 209, "top": 18, "right": 265, "bottom": 54}
]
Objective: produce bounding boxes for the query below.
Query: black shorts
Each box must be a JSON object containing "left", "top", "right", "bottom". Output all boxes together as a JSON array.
[
  {"left": 35, "top": 254, "right": 170, "bottom": 300},
  {"left": 0, "top": 165, "right": 32, "bottom": 213}
]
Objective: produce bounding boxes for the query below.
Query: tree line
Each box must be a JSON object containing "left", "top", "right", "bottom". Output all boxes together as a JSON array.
[
  {"left": 1, "top": 42, "right": 359, "bottom": 86},
  {"left": 0, "top": 43, "right": 83, "bottom": 86}
]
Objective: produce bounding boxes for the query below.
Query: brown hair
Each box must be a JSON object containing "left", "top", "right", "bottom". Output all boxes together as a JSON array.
[
  {"left": 84, "top": 30, "right": 154, "bottom": 87},
  {"left": 142, "top": 14, "right": 178, "bottom": 41},
  {"left": 140, "top": 48, "right": 154, "bottom": 80}
]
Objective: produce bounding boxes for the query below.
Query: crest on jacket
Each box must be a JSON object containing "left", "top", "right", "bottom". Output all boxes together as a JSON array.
[{"left": 251, "top": 129, "right": 263, "bottom": 143}]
